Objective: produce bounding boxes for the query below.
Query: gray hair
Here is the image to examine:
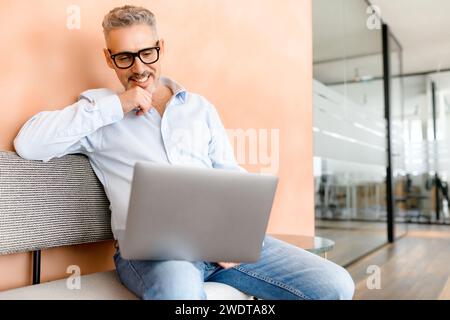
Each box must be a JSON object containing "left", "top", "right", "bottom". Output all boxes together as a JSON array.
[{"left": 102, "top": 5, "right": 158, "bottom": 38}]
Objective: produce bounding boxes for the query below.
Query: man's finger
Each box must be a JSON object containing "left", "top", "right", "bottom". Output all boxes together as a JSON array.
[{"left": 126, "top": 80, "right": 135, "bottom": 90}]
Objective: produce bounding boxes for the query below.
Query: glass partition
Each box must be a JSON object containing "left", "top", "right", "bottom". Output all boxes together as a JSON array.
[
  {"left": 313, "top": 0, "right": 393, "bottom": 266},
  {"left": 401, "top": 71, "right": 450, "bottom": 225}
]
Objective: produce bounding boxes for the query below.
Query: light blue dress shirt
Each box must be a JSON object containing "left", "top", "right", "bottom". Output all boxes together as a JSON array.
[{"left": 14, "top": 77, "right": 244, "bottom": 239}]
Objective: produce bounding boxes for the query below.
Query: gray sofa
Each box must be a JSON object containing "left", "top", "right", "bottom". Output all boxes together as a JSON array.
[{"left": 0, "top": 151, "right": 250, "bottom": 300}]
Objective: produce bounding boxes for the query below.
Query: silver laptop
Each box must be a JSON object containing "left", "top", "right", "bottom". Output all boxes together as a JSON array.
[{"left": 118, "top": 162, "right": 278, "bottom": 262}]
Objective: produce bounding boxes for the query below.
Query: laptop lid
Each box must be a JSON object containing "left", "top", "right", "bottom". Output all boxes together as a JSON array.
[{"left": 119, "top": 162, "right": 278, "bottom": 262}]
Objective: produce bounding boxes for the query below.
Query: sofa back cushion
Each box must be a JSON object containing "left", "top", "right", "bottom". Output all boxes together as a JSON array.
[{"left": 0, "top": 151, "right": 113, "bottom": 255}]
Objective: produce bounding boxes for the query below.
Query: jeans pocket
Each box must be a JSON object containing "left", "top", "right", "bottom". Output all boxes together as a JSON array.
[{"left": 204, "top": 262, "right": 218, "bottom": 271}]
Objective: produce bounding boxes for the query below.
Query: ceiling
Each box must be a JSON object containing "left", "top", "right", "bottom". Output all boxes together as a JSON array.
[
  {"left": 313, "top": 0, "right": 450, "bottom": 76},
  {"left": 313, "top": 0, "right": 450, "bottom": 115},
  {"left": 368, "top": 0, "right": 450, "bottom": 74},
  {"left": 313, "top": 0, "right": 383, "bottom": 84},
  {"left": 313, "top": 0, "right": 382, "bottom": 63}
]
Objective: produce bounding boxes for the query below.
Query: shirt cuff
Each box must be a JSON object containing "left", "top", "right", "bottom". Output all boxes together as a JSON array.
[{"left": 96, "top": 94, "right": 124, "bottom": 125}]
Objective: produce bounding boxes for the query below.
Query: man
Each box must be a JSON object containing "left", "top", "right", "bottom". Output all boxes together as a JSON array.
[{"left": 14, "top": 5, "right": 354, "bottom": 300}]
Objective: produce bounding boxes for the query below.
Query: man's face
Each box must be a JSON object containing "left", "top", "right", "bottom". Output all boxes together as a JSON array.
[{"left": 103, "top": 24, "right": 164, "bottom": 91}]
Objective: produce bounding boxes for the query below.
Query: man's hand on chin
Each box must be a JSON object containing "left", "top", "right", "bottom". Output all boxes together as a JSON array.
[
  {"left": 217, "top": 262, "right": 241, "bottom": 269},
  {"left": 118, "top": 79, "right": 157, "bottom": 116}
]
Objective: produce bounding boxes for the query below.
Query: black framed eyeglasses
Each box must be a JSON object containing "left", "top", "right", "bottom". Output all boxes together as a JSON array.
[{"left": 109, "top": 45, "right": 161, "bottom": 69}]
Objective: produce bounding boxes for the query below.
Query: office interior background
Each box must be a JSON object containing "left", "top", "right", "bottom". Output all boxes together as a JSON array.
[
  {"left": 0, "top": 0, "right": 450, "bottom": 300},
  {"left": 313, "top": 0, "right": 450, "bottom": 299}
]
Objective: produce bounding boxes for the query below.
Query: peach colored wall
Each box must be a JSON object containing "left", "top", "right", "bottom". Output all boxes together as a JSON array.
[{"left": 0, "top": 0, "right": 313, "bottom": 291}]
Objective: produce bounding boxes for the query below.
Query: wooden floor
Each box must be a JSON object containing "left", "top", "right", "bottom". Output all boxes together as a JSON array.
[{"left": 346, "top": 224, "right": 450, "bottom": 299}]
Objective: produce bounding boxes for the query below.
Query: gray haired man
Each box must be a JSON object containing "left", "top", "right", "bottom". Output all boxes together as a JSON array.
[{"left": 14, "top": 5, "right": 355, "bottom": 300}]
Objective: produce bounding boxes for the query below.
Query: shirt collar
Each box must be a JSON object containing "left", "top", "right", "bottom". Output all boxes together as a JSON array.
[{"left": 159, "top": 76, "right": 187, "bottom": 104}]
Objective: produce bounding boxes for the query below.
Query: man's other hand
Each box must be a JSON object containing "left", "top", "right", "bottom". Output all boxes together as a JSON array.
[{"left": 217, "top": 262, "right": 241, "bottom": 269}]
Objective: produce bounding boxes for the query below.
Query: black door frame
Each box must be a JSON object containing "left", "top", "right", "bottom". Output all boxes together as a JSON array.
[{"left": 382, "top": 23, "right": 395, "bottom": 243}]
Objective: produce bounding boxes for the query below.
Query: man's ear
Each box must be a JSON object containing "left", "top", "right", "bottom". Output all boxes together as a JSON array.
[
  {"left": 158, "top": 38, "right": 165, "bottom": 58},
  {"left": 103, "top": 48, "right": 115, "bottom": 69}
]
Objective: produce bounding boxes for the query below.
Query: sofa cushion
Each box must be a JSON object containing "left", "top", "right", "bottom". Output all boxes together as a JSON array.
[
  {"left": 0, "top": 152, "right": 113, "bottom": 255},
  {"left": 0, "top": 270, "right": 251, "bottom": 300}
]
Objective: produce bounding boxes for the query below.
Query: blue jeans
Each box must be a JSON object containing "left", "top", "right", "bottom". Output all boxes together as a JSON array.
[{"left": 113, "top": 235, "right": 355, "bottom": 300}]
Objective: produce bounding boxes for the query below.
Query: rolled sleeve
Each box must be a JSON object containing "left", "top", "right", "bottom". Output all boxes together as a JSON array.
[{"left": 96, "top": 94, "right": 124, "bottom": 124}]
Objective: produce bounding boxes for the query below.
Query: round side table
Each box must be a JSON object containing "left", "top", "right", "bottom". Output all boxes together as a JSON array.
[{"left": 269, "top": 234, "right": 335, "bottom": 259}]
